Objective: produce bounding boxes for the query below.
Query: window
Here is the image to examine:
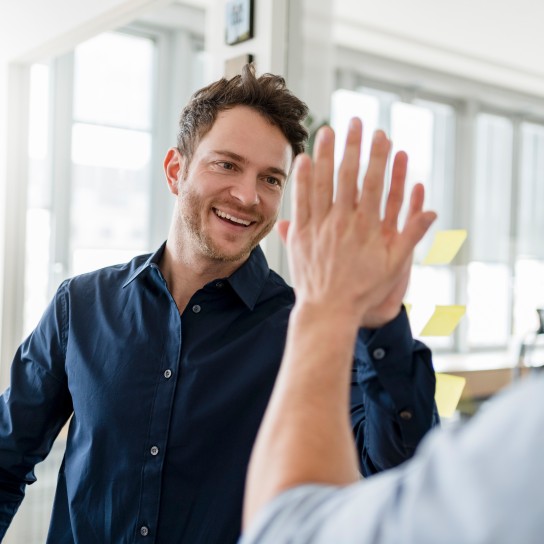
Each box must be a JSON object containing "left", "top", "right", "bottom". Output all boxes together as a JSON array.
[
  {"left": 71, "top": 31, "right": 154, "bottom": 275},
  {"left": 468, "top": 114, "right": 513, "bottom": 348},
  {"left": 332, "top": 75, "right": 544, "bottom": 356}
]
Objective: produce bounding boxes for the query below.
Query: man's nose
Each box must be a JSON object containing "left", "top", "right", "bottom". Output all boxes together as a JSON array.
[{"left": 229, "top": 172, "right": 260, "bottom": 206}]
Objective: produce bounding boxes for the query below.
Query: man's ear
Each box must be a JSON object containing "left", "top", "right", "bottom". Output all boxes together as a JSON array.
[{"left": 164, "top": 148, "right": 185, "bottom": 195}]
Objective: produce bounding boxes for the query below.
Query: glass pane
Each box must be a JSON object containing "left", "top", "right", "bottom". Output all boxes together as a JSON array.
[
  {"left": 472, "top": 114, "right": 513, "bottom": 263},
  {"left": 514, "top": 259, "right": 544, "bottom": 337},
  {"left": 414, "top": 99, "right": 456, "bottom": 230},
  {"left": 518, "top": 122, "right": 544, "bottom": 259},
  {"left": 71, "top": 122, "right": 151, "bottom": 170},
  {"left": 70, "top": 123, "right": 151, "bottom": 274},
  {"left": 467, "top": 262, "right": 510, "bottom": 347},
  {"left": 391, "top": 102, "right": 434, "bottom": 191},
  {"left": 391, "top": 101, "right": 455, "bottom": 262},
  {"left": 73, "top": 32, "right": 154, "bottom": 130},
  {"left": 405, "top": 266, "right": 455, "bottom": 350},
  {"left": 330, "top": 89, "right": 380, "bottom": 178}
]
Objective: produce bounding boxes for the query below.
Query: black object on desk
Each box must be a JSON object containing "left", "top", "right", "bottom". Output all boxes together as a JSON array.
[{"left": 515, "top": 308, "right": 544, "bottom": 379}]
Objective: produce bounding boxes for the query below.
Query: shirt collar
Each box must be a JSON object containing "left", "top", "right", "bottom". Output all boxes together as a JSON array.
[
  {"left": 122, "top": 242, "right": 270, "bottom": 311},
  {"left": 122, "top": 243, "right": 166, "bottom": 288},
  {"left": 226, "top": 245, "right": 270, "bottom": 311}
]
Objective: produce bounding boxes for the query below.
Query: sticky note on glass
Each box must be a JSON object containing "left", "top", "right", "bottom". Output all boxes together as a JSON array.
[
  {"left": 435, "top": 373, "right": 466, "bottom": 418},
  {"left": 422, "top": 230, "right": 467, "bottom": 265},
  {"left": 420, "top": 305, "right": 466, "bottom": 336}
]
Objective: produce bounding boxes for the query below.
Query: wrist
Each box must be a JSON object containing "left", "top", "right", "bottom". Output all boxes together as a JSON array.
[{"left": 290, "top": 302, "right": 361, "bottom": 342}]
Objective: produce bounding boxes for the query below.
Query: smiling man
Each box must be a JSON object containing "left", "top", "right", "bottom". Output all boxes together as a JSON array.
[{"left": 0, "top": 65, "right": 437, "bottom": 544}]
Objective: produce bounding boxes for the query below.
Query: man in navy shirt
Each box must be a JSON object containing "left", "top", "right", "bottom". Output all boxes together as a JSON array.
[{"left": 0, "top": 65, "right": 437, "bottom": 543}]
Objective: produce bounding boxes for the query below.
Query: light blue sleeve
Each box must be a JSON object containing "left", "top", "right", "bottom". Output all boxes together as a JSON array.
[{"left": 240, "top": 374, "right": 544, "bottom": 544}]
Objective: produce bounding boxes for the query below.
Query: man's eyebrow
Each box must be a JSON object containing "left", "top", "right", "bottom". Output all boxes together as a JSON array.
[
  {"left": 212, "top": 150, "right": 288, "bottom": 179},
  {"left": 213, "top": 149, "right": 248, "bottom": 164}
]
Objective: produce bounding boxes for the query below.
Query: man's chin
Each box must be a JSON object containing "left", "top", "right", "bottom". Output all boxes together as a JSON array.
[{"left": 204, "top": 242, "right": 255, "bottom": 263}]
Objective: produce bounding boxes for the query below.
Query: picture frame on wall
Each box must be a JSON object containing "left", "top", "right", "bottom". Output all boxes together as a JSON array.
[{"left": 225, "top": 0, "right": 254, "bottom": 45}]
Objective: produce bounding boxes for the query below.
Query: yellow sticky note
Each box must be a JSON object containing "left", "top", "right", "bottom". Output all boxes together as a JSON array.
[
  {"left": 422, "top": 230, "right": 467, "bottom": 265},
  {"left": 419, "top": 305, "right": 466, "bottom": 336},
  {"left": 435, "top": 373, "right": 466, "bottom": 418}
]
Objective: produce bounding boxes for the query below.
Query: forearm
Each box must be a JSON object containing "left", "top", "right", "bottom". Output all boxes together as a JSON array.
[{"left": 244, "top": 304, "right": 361, "bottom": 527}]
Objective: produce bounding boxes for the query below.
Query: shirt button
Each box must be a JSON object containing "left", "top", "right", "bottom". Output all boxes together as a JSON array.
[
  {"left": 192, "top": 304, "right": 201, "bottom": 313},
  {"left": 150, "top": 446, "right": 159, "bottom": 456},
  {"left": 399, "top": 410, "right": 413, "bottom": 421},
  {"left": 164, "top": 369, "right": 172, "bottom": 379},
  {"left": 140, "top": 526, "right": 149, "bottom": 536},
  {"left": 372, "top": 348, "right": 386, "bottom": 360},
  {"left": 215, "top": 281, "right": 224, "bottom": 289}
]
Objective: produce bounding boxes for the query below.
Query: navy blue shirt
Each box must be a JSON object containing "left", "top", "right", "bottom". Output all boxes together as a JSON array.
[{"left": 0, "top": 244, "right": 436, "bottom": 543}]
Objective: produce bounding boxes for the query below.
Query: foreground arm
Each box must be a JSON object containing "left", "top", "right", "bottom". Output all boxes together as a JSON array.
[
  {"left": 241, "top": 373, "right": 544, "bottom": 544},
  {"left": 243, "top": 119, "right": 436, "bottom": 526}
]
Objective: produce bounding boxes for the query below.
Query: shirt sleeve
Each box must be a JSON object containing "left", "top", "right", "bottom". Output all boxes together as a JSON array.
[
  {"left": 0, "top": 282, "right": 73, "bottom": 537},
  {"left": 350, "top": 306, "right": 439, "bottom": 475},
  {"left": 240, "top": 374, "right": 544, "bottom": 544}
]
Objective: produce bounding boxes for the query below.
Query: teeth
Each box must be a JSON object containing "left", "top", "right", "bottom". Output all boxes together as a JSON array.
[{"left": 215, "top": 209, "right": 251, "bottom": 226}]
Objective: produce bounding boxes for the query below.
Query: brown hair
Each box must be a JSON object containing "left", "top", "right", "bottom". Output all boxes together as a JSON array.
[{"left": 177, "top": 64, "right": 309, "bottom": 167}]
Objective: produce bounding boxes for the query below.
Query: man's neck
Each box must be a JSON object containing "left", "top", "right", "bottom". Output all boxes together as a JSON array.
[{"left": 159, "top": 239, "right": 247, "bottom": 314}]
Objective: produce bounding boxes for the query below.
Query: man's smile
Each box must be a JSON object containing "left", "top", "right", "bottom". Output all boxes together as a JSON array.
[{"left": 213, "top": 207, "right": 255, "bottom": 227}]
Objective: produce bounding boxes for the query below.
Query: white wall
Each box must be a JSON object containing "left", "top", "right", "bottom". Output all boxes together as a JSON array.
[
  {"left": 0, "top": 0, "right": 174, "bottom": 63},
  {"left": 333, "top": 0, "right": 544, "bottom": 97}
]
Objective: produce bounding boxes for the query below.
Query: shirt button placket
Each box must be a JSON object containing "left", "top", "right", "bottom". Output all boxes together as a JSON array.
[{"left": 140, "top": 526, "right": 149, "bottom": 537}]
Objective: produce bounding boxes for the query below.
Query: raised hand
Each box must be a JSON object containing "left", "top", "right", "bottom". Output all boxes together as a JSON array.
[{"left": 277, "top": 118, "right": 436, "bottom": 329}]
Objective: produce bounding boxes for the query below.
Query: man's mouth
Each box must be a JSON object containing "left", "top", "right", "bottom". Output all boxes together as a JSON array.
[{"left": 213, "top": 208, "right": 254, "bottom": 227}]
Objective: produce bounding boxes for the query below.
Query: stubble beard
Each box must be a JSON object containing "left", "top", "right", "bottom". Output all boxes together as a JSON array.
[{"left": 178, "top": 185, "right": 277, "bottom": 264}]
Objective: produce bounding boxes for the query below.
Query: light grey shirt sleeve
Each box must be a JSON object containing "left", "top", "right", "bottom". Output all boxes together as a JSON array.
[{"left": 240, "top": 374, "right": 544, "bottom": 544}]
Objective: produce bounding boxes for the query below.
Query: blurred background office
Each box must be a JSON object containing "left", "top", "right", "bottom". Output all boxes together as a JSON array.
[{"left": 1, "top": 0, "right": 544, "bottom": 541}]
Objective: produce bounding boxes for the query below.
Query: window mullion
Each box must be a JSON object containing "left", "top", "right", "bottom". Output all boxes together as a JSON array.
[
  {"left": 452, "top": 100, "right": 478, "bottom": 353},
  {"left": 49, "top": 52, "right": 75, "bottom": 291}
]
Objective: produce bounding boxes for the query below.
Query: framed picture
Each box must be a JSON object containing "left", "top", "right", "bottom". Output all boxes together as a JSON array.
[{"left": 225, "top": 0, "right": 254, "bottom": 46}]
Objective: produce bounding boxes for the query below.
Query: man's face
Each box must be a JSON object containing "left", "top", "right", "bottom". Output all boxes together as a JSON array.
[{"left": 169, "top": 106, "right": 293, "bottom": 266}]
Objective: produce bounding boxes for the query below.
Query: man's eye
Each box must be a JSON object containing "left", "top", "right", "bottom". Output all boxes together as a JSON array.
[
  {"left": 265, "top": 176, "right": 281, "bottom": 186},
  {"left": 219, "top": 162, "right": 235, "bottom": 170}
]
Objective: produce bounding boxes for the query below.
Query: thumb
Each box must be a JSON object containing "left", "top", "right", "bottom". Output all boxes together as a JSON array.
[{"left": 275, "top": 220, "right": 291, "bottom": 244}]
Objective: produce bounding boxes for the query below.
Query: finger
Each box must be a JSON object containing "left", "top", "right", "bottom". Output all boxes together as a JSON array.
[
  {"left": 406, "top": 182, "right": 425, "bottom": 220},
  {"left": 311, "top": 126, "right": 335, "bottom": 222},
  {"left": 275, "top": 220, "right": 290, "bottom": 244},
  {"left": 292, "top": 153, "right": 312, "bottom": 229},
  {"left": 395, "top": 184, "right": 436, "bottom": 262},
  {"left": 397, "top": 210, "right": 437, "bottom": 260},
  {"left": 336, "top": 118, "right": 362, "bottom": 209},
  {"left": 383, "top": 151, "right": 408, "bottom": 233},
  {"left": 358, "top": 130, "right": 391, "bottom": 227}
]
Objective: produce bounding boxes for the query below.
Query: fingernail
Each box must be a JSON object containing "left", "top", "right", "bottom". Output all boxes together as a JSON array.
[
  {"left": 373, "top": 130, "right": 386, "bottom": 143},
  {"left": 349, "top": 117, "right": 361, "bottom": 130},
  {"left": 318, "top": 127, "right": 331, "bottom": 143}
]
